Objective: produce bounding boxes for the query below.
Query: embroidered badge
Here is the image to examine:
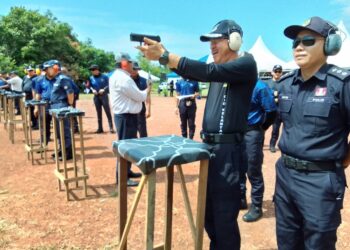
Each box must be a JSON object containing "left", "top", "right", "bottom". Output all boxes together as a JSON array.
[{"left": 315, "top": 87, "right": 327, "bottom": 96}]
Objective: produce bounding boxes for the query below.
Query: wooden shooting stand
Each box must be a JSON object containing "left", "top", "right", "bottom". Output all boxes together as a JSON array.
[
  {"left": 0, "top": 90, "right": 6, "bottom": 125},
  {"left": 23, "top": 100, "right": 48, "bottom": 164},
  {"left": 6, "top": 93, "right": 26, "bottom": 144},
  {"left": 50, "top": 107, "right": 88, "bottom": 201},
  {"left": 113, "top": 135, "right": 213, "bottom": 250}
]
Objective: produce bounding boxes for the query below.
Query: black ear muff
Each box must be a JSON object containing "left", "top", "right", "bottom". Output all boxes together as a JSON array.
[
  {"left": 324, "top": 33, "right": 342, "bottom": 56},
  {"left": 324, "top": 24, "right": 342, "bottom": 56},
  {"left": 228, "top": 31, "right": 242, "bottom": 51}
]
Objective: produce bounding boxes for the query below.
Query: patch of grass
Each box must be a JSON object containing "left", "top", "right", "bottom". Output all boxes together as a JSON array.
[{"left": 0, "top": 219, "right": 14, "bottom": 248}]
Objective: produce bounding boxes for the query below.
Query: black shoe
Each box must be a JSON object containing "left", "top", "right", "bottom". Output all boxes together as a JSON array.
[
  {"left": 240, "top": 197, "right": 248, "bottom": 210},
  {"left": 127, "top": 179, "right": 139, "bottom": 187},
  {"left": 128, "top": 171, "right": 142, "bottom": 178},
  {"left": 74, "top": 128, "right": 80, "bottom": 134},
  {"left": 243, "top": 204, "right": 263, "bottom": 222},
  {"left": 51, "top": 151, "right": 62, "bottom": 159},
  {"left": 110, "top": 128, "right": 115, "bottom": 134},
  {"left": 32, "top": 126, "right": 39, "bottom": 130},
  {"left": 95, "top": 129, "right": 104, "bottom": 134},
  {"left": 269, "top": 146, "right": 277, "bottom": 153}
]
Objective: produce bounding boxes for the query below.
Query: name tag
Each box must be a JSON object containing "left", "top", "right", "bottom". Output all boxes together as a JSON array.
[{"left": 54, "top": 83, "right": 59, "bottom": 87}]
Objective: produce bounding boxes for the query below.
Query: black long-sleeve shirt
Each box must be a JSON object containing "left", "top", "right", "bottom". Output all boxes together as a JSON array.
[{"left": 174, "top": 52, "right": 257, "bottom": 134}]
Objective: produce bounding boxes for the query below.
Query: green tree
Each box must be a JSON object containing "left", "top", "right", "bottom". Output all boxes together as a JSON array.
[{"left": 0, "top": 7, "right": 79, "bottom": 66}]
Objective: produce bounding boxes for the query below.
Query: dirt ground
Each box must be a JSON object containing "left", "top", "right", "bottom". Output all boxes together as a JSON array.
[{"left": 0, "top": 95, "right": 349, "bottom": 249}]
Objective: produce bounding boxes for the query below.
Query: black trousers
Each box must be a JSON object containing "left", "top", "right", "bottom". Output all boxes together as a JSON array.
[
  {"left": 25, "top": 92, "right": 37, "bottom": 127},
  {"left": 93, "top": 94, "right": 113, "bottom": 131},
  {"left": 114, "top": 113, "right": 138, "bottom": 179},
  {"left": 205, "top": 142, "right": 245, "bottom": 250},
  {"left": 137, "top": 103, "right": 148, "bottom": 137},
  {"left": 274, "top": 158, "right": 346, "bottom": 250},
  {"left": 178, "top": 99, "right": 196, "bottom": 139},
  {"left": 270, "top": 111, "right": 281, "bottom": 147},
  {"left": 239, "top": 128, "right": 265, "bottom": 207}
]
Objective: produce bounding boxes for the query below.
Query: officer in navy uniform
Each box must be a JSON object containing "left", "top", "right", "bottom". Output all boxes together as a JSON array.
[
  {"left": 22, "top": 66, "right": 38, "bottom": 129},
  {"left": 239, "top": 79, "right": 276, "bottom": 222},
  {"left": 35, "top": 60, "right": 74, "bottom": 160},
  {"left": 175, "top": 77, "right": 199, "bottom": 139},
  {"left": 265, "top": 65, "right": 283, "bottom": 153},
  {"left": 139, "top": 19, "right": 257, "bottom": 249},
  {"left": 275, "top": 16, "right": 349, "bottom": 250},
  {"left": 87, "top": 64, "right": 114, "bottom": 133},
  {"left": 130, "top": 61, "right": 151, "bottom": 138}
]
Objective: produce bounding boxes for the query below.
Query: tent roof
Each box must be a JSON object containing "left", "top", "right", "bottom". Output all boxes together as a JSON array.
[{"left": 248, "top": 36, "right": 287, "bottom": 72}]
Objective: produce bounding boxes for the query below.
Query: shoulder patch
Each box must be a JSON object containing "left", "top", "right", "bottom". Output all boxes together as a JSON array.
[
  {"left": 328, "top": 66, "right": 350, "bottom": 81},
  {"left": 277, "top": 69, "right": 296, "bottom": 83}
]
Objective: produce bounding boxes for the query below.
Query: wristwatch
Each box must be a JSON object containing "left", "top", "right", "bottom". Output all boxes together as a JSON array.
[{"left": 159, "top": 50, "right": 169, "bottom": 65}]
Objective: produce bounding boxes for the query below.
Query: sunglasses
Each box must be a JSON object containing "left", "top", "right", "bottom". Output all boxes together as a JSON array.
[
  {"left": 274, "top": 70, "right": 282, "bottom": 73},
  {"left": 292, "top": 36, "right": 323, "bottom": 49}
]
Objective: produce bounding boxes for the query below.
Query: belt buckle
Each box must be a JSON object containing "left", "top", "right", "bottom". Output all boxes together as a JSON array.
[{"left": 296, "top": 160, "right": 308, "bottom": 171}]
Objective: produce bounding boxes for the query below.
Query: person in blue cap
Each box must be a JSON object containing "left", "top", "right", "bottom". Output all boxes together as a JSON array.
[
  {"left": 239, "top": 79, "right": 276, "bottom": 222},
  {"left": 35, "top": 59, "right": 75, "bottom": 160},
  {"left": 130, "top": 61, "right": 151, "bottom": 138},
  {"left": 138, "top": 19, "right": 257, "bottom": 249},
  {"left": 87, "top": 64, "right": 114, "bottom": 134},
  {"left": 175, "top": 77, "right": 199, "bottom": 139},
  {"left": 22, "top": 66, "right": 38, "bottom": 129},
  {"left": 265, "top": 64, "right": 283, "bottom": 153},
  {"left": 274, "top": 16, "right": 349, "bottom": 249}
]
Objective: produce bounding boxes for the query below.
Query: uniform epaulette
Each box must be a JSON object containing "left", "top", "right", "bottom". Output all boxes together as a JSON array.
[
  {"left": 328, "top": 66, "right": 350, "bottom": 81},
  {"left": 277, "top": 69, "right": 296, "bottom": 83}
]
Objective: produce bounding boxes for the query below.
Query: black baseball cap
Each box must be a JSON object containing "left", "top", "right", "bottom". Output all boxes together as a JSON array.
[
  {"left": 284, "top": 16, "right": 337, "bottom": 39},
  {"left": 89, "top": 64, "right": 99, "bottom": 70},
  {"left": 132, "top": 61, "right": 141, "bottom": 70},
  {"left": 273, "top": 65, "right": 282, "bottom": 71},
  {"left": 200, "top": 19, "right": 243, "bottom": 42}
]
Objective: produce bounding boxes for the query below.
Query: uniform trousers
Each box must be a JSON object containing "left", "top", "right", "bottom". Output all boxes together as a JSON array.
[
  {"left": 269, "top": 111, "right": 281, "bottom": 148},
  {"left": 239, "top": 127, "right": 265, "bottom": 207},
  {"left": 137, "top": 102, "right": 147, "bottom": 137},
  {"left": 93, "top": 94, "right": 113, "bottom": 131},
  {"left": 178, "top": 99, "right": 196, "bottom": 139},
  {"left": 205, "top": 141, "right": 245, "bottom": 250},
  {"left": 51, "top": 102, "right": 71, "bottom": 149},
  {"left": 114, "top": 113, "right": 138, "bottom": 179},
  {"left": 274, "top": 158, "right": 346, "bottom": 250}
]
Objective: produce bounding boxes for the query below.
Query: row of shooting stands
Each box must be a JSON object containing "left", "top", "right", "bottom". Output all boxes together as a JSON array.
[{"left": 0, "top": 89, "right": 214, "bottom": 249}]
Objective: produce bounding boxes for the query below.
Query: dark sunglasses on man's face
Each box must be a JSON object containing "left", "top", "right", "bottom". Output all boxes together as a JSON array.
[
  {"left": 292, "top": 35, "right": 322, "bottom": 49},
  {"left": 274, "top": 70, "right": 282, "bottom": 74}
]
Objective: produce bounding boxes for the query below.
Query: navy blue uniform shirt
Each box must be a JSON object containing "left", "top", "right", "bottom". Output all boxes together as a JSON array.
[
  {"left": 134, "top": 75, "right": 147, "bottom": 91},
  {"left": 174, "top": 52, "right": 257, "bottom": 134},
  {"left": 89, "top": 74, "right": 109, "bottom": 92},
  {"left": 278, "top": 64, "right": 350, "bottom": 161},
  {"left": 36, "top": 73, "right": 74, "bottom": 103},
  {"left": 176, "top": 79, "right": 199, "bottom": 95},
  {"left": 247, "top": 80, "right": 276, "bottom": 126}
]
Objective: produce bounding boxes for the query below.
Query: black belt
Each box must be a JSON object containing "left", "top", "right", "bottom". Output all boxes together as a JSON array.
[
  {"left": 246, "top": 124, "right": 262, "bottom": 131},
  {"left": 282, "top": 154, "right": 336, "bottom": 171},
  {"left": 200, "top": 131, "right": 244, "bottom": 144}
]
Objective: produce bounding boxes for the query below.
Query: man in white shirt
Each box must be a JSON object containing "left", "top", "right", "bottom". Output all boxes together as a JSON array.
[
  {"left": 109, "top": 52, "right": 151, "bottom": 186},
  {"left": 1, "top": 71, "right": 23, "bottom": 115}
]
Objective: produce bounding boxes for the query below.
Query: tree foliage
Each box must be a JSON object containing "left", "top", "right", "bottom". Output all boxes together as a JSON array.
[{"left": 0, "top": 6, "right": 167, "bottom": 82}]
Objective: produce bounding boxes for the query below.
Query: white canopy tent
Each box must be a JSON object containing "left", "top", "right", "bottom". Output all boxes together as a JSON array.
[
  {"left": 138, "top": 70, "right": 160, "bottom": 82},
  {"left": 248, "top": 36, "right": 287, "bottom": 72}
]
